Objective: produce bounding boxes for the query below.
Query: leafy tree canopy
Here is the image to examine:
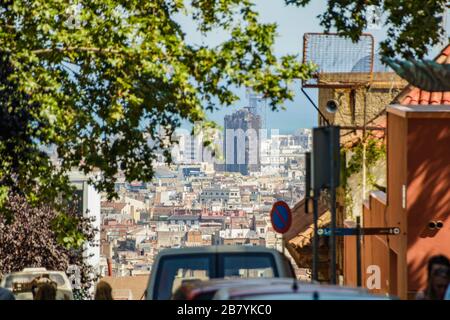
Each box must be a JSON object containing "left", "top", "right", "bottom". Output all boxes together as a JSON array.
[
  {"left": 0, "top": 194, "right": 98, "bottom": 298},
  {"left": 1, "top": 1, "right": 447, "bottom": 243},
  {"left": 286, "top": 0, "right": 448, "bottom": 59},
  {"left": 0, "top": 0, "right": 314, "bottom": 211}
]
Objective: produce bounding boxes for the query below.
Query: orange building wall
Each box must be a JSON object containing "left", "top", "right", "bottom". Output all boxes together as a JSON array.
[
  {"left": 386, "top": 112, "right": 408, "bottom": 299},
  {"left": 344, "top": 193, "right": 395, "bottom": 296},
  {"left": 344, "top": 113, "right": 408, "bottom": 298},
  {"left": 406, "top": 118, "right": 450, "bottom": 296},
  {"left": 343, "top": 221, "right": 357, "bottom": 287}
]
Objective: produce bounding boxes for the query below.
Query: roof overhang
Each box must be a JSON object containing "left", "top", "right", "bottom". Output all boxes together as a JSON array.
[
  {"left": 283, "top": 197, "right": 329, "bottom": 243},
  {"left": 387, "top": 104, "right": 450, "bottom": 119}
]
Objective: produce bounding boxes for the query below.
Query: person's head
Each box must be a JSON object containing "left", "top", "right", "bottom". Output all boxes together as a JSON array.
[
  {"left": 94, "top": 280, "right": 113, "bottom": 300},
  {"left": 30, "top": 275, "right": 58, "bottom": 300},
  {"left": 428, "top": 268, "right": 450, "bottom": 300},
  {"left": 34, "top": 283, "right": 57, "bottom": 300},
  {"left": 427, "top": 255, "right": 450, "bottom": 277}
]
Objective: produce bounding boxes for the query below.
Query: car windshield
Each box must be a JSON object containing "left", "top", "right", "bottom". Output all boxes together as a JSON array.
[
  {"left": 155, "top": 254, "right": 213, "bottom": 300},
  {"left": 158, "top": 252, "right": 280, "bottom": 300},
  {"left": 221, "top": 253, "right": 277, "bottom": 279}
]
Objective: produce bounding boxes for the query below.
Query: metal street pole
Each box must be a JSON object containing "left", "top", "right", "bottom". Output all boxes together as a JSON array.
[
  {"left": 356, "top": 215, "right": 362, "bottom": 287},
  {"left": 305, "top": 152, "right": 318, "bottom": 282},
  {"left": 305, "top": 152, "right": 311, "bottom": 215},
  {"left": 312, "top": 193, "right": 319, "bottom": 282},
  {"left": 329, "top": 126, "right": 337, "bottom": 285}
]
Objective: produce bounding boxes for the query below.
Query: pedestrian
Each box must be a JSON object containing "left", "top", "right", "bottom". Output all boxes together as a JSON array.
[
  {"left": 34, "top": 282, "right": 57, "bottom": 300},
  {"left": 427, "top": 255, "right": 450, "bottom": 275},
  {"left": 31, "top": 275, "right": 58, "bottom": 300},
  {"left": 94, "top": 280, "right": 114, "bottom": 300},
  {"left": 0, "top": 287, "right": 15, "bottom": 300},
  {"left": 416, "top": 255, "right": 450, "bottom": 300}
]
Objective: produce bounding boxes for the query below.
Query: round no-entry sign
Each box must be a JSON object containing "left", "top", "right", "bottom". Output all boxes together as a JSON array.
[{"left": 270, "top": 201, "right": 292, "bottom": 234}]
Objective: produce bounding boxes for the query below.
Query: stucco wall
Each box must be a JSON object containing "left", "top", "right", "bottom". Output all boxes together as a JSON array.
[
  {"left": 318, "top": 88, "right": 402, "bottom": 126},
  {"left": 406, "top": 118, "right": 450, "bottom": 296}
]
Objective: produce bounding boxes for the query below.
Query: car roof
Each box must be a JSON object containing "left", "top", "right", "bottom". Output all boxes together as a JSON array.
[
  {"left": 184, "top": 277, "right": 300, "bottom": 289},
  {"left": 237, "top": 291, "right": 394, "bottom": 300},
  {"left": 1, "top": 270, "right": 72, "bottom": 290},
  {"left": 4, "top": 270, "right": 68, "bottom": 277},
  {"left": 214, "top": 282, "right": 373, "bottom": 299},
  {"left": 177, "top": 278, "right": 304, "bottom": 298},
  {"left": 156, "top": 245, "right": 282, "bottom": 257},
  {"left": 5, "top": 268, "right": 65, "bottom": 276}
]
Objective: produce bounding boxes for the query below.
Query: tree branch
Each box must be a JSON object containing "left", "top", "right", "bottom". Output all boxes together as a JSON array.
[{"left": 31, "top": 47, "right": 124, "bottom": 55}]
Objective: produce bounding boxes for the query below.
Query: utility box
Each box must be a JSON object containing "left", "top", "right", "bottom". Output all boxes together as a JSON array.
[{"left": 312, "top": 126, "right": 341, "bottom": 191}]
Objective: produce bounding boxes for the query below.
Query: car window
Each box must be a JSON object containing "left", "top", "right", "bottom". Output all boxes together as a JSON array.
[
  {"left": 5, "top": 273, "right": 66, "bottom": 288},
  {"left": 220, "top": 253, "right": 278, "bottom": 279},
  {"left": 154, "top": 254, "right": 214, "bottom": 300},
  {"left": 282, "top": 255, "right": 296, "bottom": 278}
]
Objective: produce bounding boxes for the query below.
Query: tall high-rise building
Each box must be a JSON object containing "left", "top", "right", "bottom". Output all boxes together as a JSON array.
[
  {"left": 223, "top": 107, "right": 261, "bottom": 175},
  {"left": 172, "top": 130, "right": 215, "bottom": 164}
]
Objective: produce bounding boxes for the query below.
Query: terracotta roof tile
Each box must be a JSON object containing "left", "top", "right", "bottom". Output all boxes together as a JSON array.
[
  {"left": 340, "top": 113, "right": 387, "bottom": 149},
  {"left": 430, "top": 91, "right": 443, "bottom": 105},
  {"left": 399, "top": 45, "right": 450, "bottom": 105},
  {"left": 102, "top": 201, "right": 127, "bottom": 211},
  {"left": 443, "top": 45, "right": 450, "bottom": 56},
  {"left": 443, "top": 91, "right": 450, "bottom": 104},
  {"left": 404, "top": 87, "right": 420, "bottom": 105},
  {"left": 419, "top": 90, "right": 431, "bottom": 105}
]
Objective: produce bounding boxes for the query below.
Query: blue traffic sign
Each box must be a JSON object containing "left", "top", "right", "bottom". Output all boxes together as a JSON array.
[
  {"left": 270, "top": 201, "right": 292, "bottom": 234},
  {"left": 317, "top": 228, "right": 356, "bottom": 236},
  {"left": 318, "top": 227, "right": 400, "bottom": 236}
]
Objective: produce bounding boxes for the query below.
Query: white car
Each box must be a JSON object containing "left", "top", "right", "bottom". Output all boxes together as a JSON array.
[
  {"left": 212, "top": 281, "right": 397, "bottom": 300},
  {"left": 0, "top": 267, "right": 74, "bottom": 300},
  {"left": 145, "top": 245, "right": 296, "bottom": 300}
]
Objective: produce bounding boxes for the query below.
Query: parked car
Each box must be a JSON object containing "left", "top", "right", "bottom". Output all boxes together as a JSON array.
[
  {"left": 145, "top": 245, "right": 296, "bottom": 300},
  {"left": 172, "top": 277, "right": 307, "bottom": 300},
  {"left": 212, "top": 280, "right": 397, "bottom": 300},
  {"left": 0, "top": 267, "right": 74, "bottom": 300}
]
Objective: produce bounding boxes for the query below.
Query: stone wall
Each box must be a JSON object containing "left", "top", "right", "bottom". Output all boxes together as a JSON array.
[{"left": 318, "top": 87, "right": 402, "bottom": 126}]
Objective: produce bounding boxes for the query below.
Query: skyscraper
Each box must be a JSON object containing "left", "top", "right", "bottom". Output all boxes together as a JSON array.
[{"left": 223, "top": 107, "right": 262, "bottom": 175}]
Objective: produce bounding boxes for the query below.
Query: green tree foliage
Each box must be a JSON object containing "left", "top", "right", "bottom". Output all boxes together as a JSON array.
[
  {"left": 0, "top": 194, "right": 98, "bottom": 298},
  {"left": 286, "top": 0, "right": 448, "bottom": 59},
  {"left": 0, "top": 1, "right": 315, "bottom": 213},
  {"left": 1, "top": 1, "right": 446, "bottom": 242}
]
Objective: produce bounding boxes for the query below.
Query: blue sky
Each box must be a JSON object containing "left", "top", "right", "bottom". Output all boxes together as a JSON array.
[{"left": 177, "top": 1, "right": 446, "bottom": 133}]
